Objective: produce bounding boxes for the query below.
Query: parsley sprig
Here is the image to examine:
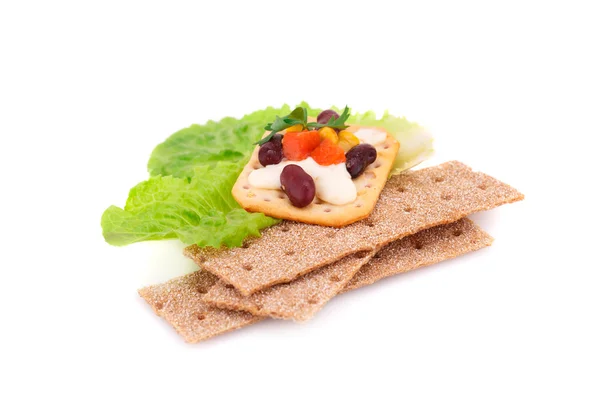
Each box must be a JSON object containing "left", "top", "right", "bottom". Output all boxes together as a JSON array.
[
  {"left": 307, "top": 106, "right": 350, "bottom": 131},
  {"left": 256, "top": 106, "right": 351, "bottom": 146}
]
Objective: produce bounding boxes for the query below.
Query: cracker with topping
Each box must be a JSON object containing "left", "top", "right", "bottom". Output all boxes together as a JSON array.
[{"left": 232, "top": 107, "right": 400, "bottom": 227}]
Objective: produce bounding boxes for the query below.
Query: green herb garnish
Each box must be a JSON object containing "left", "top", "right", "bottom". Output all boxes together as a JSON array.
[
  {"left": 256, "top": 105, "right": 352, "bottom": 146},
  {"left": 307, "top": 105, "right": 351, "bottom": 131},
  {"left": 256, "top": 107, "right": 308, "bottom": 145}
]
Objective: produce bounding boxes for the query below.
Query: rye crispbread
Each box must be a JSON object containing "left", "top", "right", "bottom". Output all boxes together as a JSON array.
[
  {"left": 203, "top": 250, "right": 376, "bottom": 321},
  {"left": 341, "top": 217, "right": 493, "bottom": 292},
  {"left": 140, "top": 218, "right": 492, "bottom": 341},
  {"left": 138, "top": 270, "right": 263, "bottom": 343},
  {"left": 186, "top": 161, "right": 524, "bottom": 295},
  {"left": 201, "top": 218, "right": 491, "bottom": 321},
  {"left": 232, "top": 125, "right": 400, "bottom": 227}
]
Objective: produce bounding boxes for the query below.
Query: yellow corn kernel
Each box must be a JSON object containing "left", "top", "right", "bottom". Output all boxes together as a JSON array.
[
  {"left": 286, "top": 124, "right": 304, "bottom": 133},
  {"left": 338, "top": 130, "right": 360, "bottom": 152},
  {"left": 318, "top": 127, "right": 339, "bottom": 144}
]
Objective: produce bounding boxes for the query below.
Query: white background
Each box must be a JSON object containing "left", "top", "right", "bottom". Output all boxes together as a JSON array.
[{"left": 1, "top": 1, "right": 599, "bottom": 399}]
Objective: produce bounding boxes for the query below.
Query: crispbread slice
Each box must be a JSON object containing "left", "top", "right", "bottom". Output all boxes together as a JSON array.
[
  {"left": 138, "top": 270, "right": 263, "bottom": 343},
  {"left": 232, "top": 125, "right": 400, "bottom": 227},
  {"left": 203, "top": 249, "right": 376, "bottom": 321},
  {"left": 186, "top": 161, "right": 524, "bottom": 296},
  {"left": 342, "top": 217, "right": 493, "bottom": 292},
  {"left": 201, "top": 218, "right": 491, "bottom": 321},
  {"left": 141, "top": 218, "right": 492, "bottom": 342}
]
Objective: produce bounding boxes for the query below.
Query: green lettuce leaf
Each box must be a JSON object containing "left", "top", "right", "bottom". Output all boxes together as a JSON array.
[
  {"left": 101, "top": 162, "right": 278, "bottom": 247},
  {"left": 148, "top": 105, "right": 296, "bottom": 179},
  {"left": 103, "top": 102, "right": 432, "bottom": 250},
  {"left": 351, "top": 111, "right": 433, "bottom": 174},
  {"left": 327, "top": 107, "right": 434, "bottom": 175}
]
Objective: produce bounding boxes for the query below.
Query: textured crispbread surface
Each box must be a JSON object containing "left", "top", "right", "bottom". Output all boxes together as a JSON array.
[
  {"left": 203, "top": 249, "right": 376, "bottom": 321},
  {"left": 342, "top": 218, "right": 493, "bottom": 292},
  {"left": 186, "top": 161, "right": 524, "bottom": 295},
  {"left": 138, "top": 270, "right": 263, "bottom": 343},
  {"left": 202, "top": 218, "right": 490, "bottom": 321},
  {"left": 232, "top": 125, "right": 400, "bottom": 227},
  {"left": 141, "top": 219, "right": 492, "bottom": 341}
]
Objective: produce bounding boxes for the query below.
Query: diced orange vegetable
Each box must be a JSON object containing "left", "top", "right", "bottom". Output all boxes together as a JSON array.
[
  {"left": 311, "top": 139, "right": 346, "bottom": 166},
  {"left": 282, "top": 130, "right": 321, "bottom": 161}
]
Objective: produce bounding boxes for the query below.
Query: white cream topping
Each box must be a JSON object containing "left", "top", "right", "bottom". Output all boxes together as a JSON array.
[
  {"left": 354, "top": 128, "right": 387, "bottom": 145},
  {"left": 248, "top": 157, "right": 357, "bottom": 205}
]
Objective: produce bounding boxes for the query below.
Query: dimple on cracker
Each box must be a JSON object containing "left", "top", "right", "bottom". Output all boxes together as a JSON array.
[
  {"left": 140, "top": 218, "right": 492, "bottom": 342},
  {"left": 231, "top": 125, "right": 400, "bottom": 227},
  {"left": 186, "top": 161, "right": 524, "bottom": 296}
]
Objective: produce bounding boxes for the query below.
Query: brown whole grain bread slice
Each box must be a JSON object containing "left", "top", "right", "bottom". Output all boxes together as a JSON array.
[
  {"left": 186, "top": 161, "right": 524, "bottom": 295},
  {"left": 140, "top": 218, "right": 492, "bottom": 342},
  {"left": 202, "top": 218, "right": 492, "bottom": 321},
  {"left": 138, "top": 270, "right": 264, "bottom": 343}
]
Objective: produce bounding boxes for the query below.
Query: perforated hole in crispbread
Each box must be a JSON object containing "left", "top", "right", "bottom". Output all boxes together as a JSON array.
[{"left": 354, "top": 250, "right": 371, "bottom": 259}]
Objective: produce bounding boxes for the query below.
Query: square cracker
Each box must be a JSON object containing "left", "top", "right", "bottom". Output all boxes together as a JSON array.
[
  {"left": 186, "top": 161, "right": 524, "bottom": 296},
  {"left": 201, "top": 218, "right": 492, "bottom": 321},
  {"left": 232, "top": 125, "right": 400, "bottom": 227}
]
